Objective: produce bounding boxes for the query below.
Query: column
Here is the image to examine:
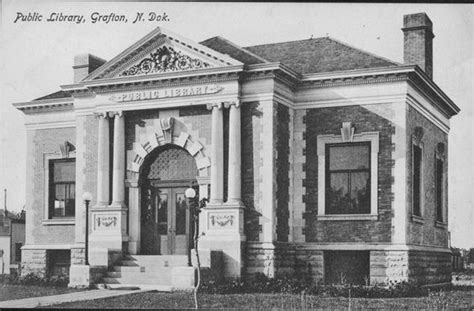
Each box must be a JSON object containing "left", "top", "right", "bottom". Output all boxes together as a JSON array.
[
  {"left": 95, "top": 112, "right": 110, "bottom": 207},
  {"left": 110, "top": 111, "right": 126, "bottom": 208},
  {"left": 225, "top": 101, "right": 242, "bottom": 206},
  {"left": 128, "top": 182, "right": 141, "bottom": 254},
  {"left": 207, "top": 103, "right": 224, "bottom": 205}
]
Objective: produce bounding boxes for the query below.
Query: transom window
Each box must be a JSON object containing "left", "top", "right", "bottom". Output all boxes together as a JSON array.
[
  {"left": 48, "top": 159, "right": 75, "bottom": 218},
  {"left": 325, "top": 143, "right": 371, "bottom": 214}
]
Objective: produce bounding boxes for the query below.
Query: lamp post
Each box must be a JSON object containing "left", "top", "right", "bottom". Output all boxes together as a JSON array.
[
  {"left": 82, "top": 191, "right": 92, "bottom": 266},
  {"left": 184, "top": 188, "right": 196, "bottom": 267}
]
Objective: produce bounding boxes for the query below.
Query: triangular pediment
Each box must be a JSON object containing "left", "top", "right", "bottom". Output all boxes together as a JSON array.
[{"left": 84, "top": 27, "right": 242, "bottom": 81}]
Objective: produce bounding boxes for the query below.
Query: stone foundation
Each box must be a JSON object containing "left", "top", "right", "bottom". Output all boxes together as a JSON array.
[
  {"left": 21, "top": 249, "right": 48, "bottom": 277},
  {"left": 244, "top": 245, "right": 451, "bottom": 286},
  {"left": 71, "top": 247, "right": 86, "bottom": 265},
  {"left": 372, "top": 249, "right": 452, "bottom": 285}
]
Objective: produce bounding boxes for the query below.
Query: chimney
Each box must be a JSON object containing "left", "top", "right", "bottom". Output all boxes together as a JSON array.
[
  {"left": 402, "top": 13, "right": 434, "bottom": 79},
  {"left": 73, "top": 54, "right": 106, "bottom": 83}
]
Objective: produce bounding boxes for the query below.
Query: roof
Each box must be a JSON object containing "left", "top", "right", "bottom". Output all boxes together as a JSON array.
[
  {"left": 200, "top": 36, "right": 265, "bottom": 65},
  {"left": 243, "top": 37, "right": 399, "bottom": 74},
  {"left": 34, "top": 90, "right": 71, "bottom": 101}
]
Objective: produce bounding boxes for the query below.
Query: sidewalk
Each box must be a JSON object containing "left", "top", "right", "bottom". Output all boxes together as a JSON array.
[{"left": 0, "top": 288, "right": 151, "bottom": 308}]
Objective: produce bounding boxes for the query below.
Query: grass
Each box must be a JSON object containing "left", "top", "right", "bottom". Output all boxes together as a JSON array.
[
  {"left": 52, "top": 290, "right": 474, "bottom": 309},
  {"left": 0, "top": 284, "right": 86, "bottom": 302}
]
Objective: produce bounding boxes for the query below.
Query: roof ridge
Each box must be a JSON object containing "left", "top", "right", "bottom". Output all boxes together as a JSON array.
[
  {"left": 244, "top": 37, "right": 327, "bottom": 49},
  {"left": 201, "top": 36, "right": 269, "bottom": 63}
]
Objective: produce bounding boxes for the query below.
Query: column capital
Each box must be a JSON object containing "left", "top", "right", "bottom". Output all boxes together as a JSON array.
[
  {"left": 206, "top": 102, "right": 223, "bottom": 111},
  {"left": 94, "top": 112, "right": 109, "bottom": 119},
  {"left": 224, "top": 101, "right": 241, "bottom": 109},
  {"left": 108, "top": 111, "right": 123, "bottom": 118}
]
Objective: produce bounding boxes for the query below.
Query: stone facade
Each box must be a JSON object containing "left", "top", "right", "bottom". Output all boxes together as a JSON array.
[{"left": 15, "top": 16, "right": 459, "bottom": 287}]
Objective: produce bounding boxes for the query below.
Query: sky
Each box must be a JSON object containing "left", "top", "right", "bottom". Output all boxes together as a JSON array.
[{"left": 0, "top": 1, "right": 473, "bottom": 248}]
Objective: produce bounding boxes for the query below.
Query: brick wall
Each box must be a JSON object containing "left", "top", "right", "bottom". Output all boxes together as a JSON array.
[
  {"left": 406, "top": 106, "right": 449, "bottom": 247},
  {"left": 304, "top": 105, "right": 394, "bottom": 242},
  {"left": 276, "top": 104, "right": 290, "bottom": 242},
  {"left": 241, "top": 102, "right": 262, "bottom": 242},
  {"left": 27, "top": 128, "right": 76, "bottom": 245}
]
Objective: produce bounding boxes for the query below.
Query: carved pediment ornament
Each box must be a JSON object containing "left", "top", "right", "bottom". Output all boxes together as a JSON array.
[{"left": 120, "top": 46, "right": 211, "bottom": 77}]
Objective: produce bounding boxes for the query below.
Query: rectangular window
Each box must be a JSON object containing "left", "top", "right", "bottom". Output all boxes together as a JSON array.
[
  {"left": 47, "top": 250, "right": 71, "bottom": 277},
  {"left": 412, "top": 145, "right": 422, "bottom": 217},
  {"left": 435, "top": 158, "right": 444, "bottom": 222},
  {"left": 49, "top": 159, "right": 75, "bottom": 218},
  {"left": 14, "top": 243, "right": 22, "bottom": 263},
  {"left": 326, "top": 143, "right": 370, "bottom": 214}
]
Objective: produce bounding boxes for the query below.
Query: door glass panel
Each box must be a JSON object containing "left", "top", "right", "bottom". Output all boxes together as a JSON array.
[
  {"left": 157, "top": 194, "right": 168, "bottom": 235},
  {"left": 175, "top": 193, "right": 187, "bottom": 235}
]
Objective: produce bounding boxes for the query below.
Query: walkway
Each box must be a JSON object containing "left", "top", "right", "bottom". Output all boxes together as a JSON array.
[{"left": 0, "top": 288, "right": 151, "bottom": 308}]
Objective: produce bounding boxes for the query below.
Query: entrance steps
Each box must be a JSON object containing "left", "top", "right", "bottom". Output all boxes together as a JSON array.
[{"left": 97, "top": 255, "right": 195, "bottom": 291}]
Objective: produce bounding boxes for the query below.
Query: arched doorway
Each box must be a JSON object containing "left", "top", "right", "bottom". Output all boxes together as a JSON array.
[{"left": 139, "top": 145, "right": 198, "bottom": 255}]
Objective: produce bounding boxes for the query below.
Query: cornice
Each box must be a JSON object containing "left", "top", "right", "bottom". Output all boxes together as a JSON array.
[
  {"left": 63, "top": 65, "right": 243, "bottom": 94},
  {"left": 13, "top": 98, "right": 73, "bottom": 114},
  {"left": 406, "top": 67, "right": 460, "bottom": 118}
]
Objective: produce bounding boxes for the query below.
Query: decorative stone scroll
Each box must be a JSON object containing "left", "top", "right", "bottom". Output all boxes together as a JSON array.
[
  {"left": 340, "top": 122, "right": 355, "bottom": 142},
  {"left": 412, "top": 126, "right": 424, "bottom": 146},
  {"left": 120, "top": 46, "right": 211, "bottom": 77},
  {"left": 59, "top": 141, "right": 75, "bottom": 158},
  {"left": 92, "top": 211, "right": 122, "bottom": 232},
  {"left": 208, "top": 212, "right": 236, "bottom": 229}
]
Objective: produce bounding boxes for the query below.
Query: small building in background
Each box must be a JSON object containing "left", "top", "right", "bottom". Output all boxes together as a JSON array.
[{"left": 0, "top": 209, "right": 26, "bottom": 275}]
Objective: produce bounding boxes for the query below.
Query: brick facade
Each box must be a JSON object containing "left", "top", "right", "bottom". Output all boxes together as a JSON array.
[
  {"left": 304, "top": 105, "right": 394, "bottom": 243},
  {"left": 406, "top": 105, "right": 449, "bottom": 247}
]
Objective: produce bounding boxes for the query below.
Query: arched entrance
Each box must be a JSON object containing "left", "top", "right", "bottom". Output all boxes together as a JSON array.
[{"left": 139, "top": 145, "right": 198, "bottom": 255}]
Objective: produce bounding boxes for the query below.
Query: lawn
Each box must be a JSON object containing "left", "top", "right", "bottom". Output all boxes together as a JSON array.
[
  {"left": 0, "top": 284, "right": 86, "bottom": 302},
  {"left": 52, "top": 290, "right": 474, "bottom": 309}
]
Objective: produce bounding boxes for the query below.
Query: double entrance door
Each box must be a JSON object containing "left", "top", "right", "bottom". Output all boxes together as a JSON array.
[{"left": 141, "top": 184, "right": 193, "bottom": 255}]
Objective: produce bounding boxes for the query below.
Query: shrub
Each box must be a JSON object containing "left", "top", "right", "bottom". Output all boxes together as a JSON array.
[
  {"left": 0, "top": 273, "right": 69, "bottom": 287},
  {"left": 201, "top": 273, "right": 433, "bottom": 298}
]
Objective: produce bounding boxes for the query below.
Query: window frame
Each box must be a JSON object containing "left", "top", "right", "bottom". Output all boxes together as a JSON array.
[
  {"left": 43, "top": 153, "right": 76, "bottom": 224},
  {"left": 411, "top": 140, "right": 424, "bottom": 223},
  {"left": 317, "top": 132, "right": 379, "bottom": 221},
  {"left": 434, "top": 149, "right": 446, "bottom": 226},
  {"left": 325, "top": 142, "right": 372, "bottom": 215}
]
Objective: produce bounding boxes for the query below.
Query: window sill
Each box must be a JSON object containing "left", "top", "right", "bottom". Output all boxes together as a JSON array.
[
  {"left": 435, "top": 221, "right": 448, "bottom": 229},
  {"left": 411, "top": 215, "right": 424, "bottom": 224},
  {"left": 42, "top": 218, "right": 75, "bottom": 226},
  {"left": 317, "top": 214, "right": 378, "bottom": 221}
]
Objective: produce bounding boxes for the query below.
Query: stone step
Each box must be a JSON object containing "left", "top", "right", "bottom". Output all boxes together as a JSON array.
[
  {"left": 96, "top": 283, "right": 173, "bottom": 291},
  {"left": 123, "top": 255, "right": 189, "bottom": 267},
  {"left": 106, "top": 270, "right": 172, "bottom": 278},
  {"left": 102, "top": 276, "right": 171, "bottom": 285},
  {"left": 112, "top": 266, "right": 145, "bottom": 273}
]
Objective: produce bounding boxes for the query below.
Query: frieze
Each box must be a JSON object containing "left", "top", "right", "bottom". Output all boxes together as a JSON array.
[
  {"left": 109, "top": 84, "right": 223, "bottom": 102},
  {"left": 120, "top": 46, "right": 211, "bottom": 77}
]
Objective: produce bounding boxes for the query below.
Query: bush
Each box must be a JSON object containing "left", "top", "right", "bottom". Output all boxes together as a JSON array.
[
  {"left": 0, "top": 273, "right": 69, "bottom": 287},
  {"left": 201, "top": 273, "right": 433, "bottom": 298}
]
